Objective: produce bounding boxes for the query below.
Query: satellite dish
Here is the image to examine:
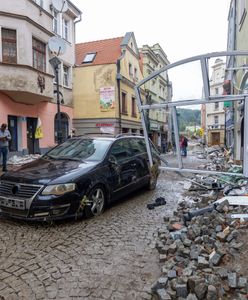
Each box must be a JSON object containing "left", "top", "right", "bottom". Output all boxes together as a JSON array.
[
  {"left": 52, "top": 0, "right": 68, "bottom": 13},
  {"left": 48, "top": 36, "right": 66, "bottom": 56}
]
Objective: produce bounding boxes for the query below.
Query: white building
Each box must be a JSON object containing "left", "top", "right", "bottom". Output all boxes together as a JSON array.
[{"left": 205, "top": 58, "right": 226, "bottom": 146}]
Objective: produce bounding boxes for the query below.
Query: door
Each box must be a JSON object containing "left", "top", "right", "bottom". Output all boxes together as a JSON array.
[
  {"left": 8, "top": 116, "right": 18, "bottom": 152},
  {"left": 108, "top": 139, "right": 137, "bottom": 198},
  {"left": 27, "top": 118, "right": 40, "bottom": 154},
  {"left": 211, "top": 132, "right": 220, "bottom": 145}
]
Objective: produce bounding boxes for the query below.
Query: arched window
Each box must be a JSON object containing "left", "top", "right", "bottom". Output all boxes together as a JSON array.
[{"left": 54, "top": 113, "right": 69, "bottom": 143}]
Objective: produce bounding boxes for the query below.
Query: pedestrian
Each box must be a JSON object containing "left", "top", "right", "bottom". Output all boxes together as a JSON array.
[
  {"left": 180, "top": 135, "right": 188, "bottom": 157},
  {"left": 162, "top": 138, "right": 167, "bottom": 153},
  {"left": 0, "top": 123, "right": 11, "bottom": 172}
]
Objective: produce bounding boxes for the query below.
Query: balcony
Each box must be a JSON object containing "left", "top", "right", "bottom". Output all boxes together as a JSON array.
[{"left": 0, "top": 63, "right": 54, "bottom": 104}]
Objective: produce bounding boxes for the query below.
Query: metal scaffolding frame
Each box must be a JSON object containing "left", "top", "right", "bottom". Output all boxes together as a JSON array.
[{"left": 135, "top": 51, "right": 248, "bottom": 178}]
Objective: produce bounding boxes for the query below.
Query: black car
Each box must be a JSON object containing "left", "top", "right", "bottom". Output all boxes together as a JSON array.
[{"left": 0, "top": 135, "right": 161, "bottom": 221}]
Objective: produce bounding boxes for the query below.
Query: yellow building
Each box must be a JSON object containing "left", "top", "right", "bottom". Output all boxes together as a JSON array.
[{"left": 73, "top": 32, "right": 144, "bottom": 135}]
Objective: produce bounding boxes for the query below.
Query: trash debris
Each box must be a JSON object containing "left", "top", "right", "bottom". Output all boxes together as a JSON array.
[{"left": 147, "top": 197, "right": 166, "bottom": 210}]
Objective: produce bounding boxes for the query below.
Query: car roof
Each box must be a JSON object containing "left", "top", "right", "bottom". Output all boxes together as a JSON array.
[{"left": 71, "top": 134, "right": 145, "bottom": 141}]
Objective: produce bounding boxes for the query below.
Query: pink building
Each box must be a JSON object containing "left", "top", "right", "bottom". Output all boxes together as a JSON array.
[{"left": 0, "top": 0, "right": 81, "bottom": 155}]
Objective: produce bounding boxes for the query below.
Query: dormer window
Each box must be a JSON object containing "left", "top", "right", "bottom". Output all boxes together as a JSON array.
[{"left": 83, "top": 53, "right": 96, "bottom": 63}]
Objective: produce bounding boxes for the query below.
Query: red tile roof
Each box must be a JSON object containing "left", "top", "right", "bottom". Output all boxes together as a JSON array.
[{"left": 76, "top": 37, "right": 123, "bottom": 66}]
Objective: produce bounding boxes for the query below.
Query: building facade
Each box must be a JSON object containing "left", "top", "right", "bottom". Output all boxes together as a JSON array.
[
  {"left": 0, "top": 0, "right": 81, "bottom": 155},
  {"left": 139, "top": 44, "right": 172, "bottom": 148},
  {"left": 73, "top": 32, "right": 145, "bottom": 135},
  {"left": 205, "top": 58, "right": 226, "bottom": 146},
  {"left": 226, "top": 0, "right": 248, "bottom": 161}
]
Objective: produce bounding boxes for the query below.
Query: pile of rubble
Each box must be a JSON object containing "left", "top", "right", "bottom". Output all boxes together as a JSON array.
[
  {"left": 196, "top": 145, "right": 233, "bottom": 172},
  {"left": 152, "top": 164, "right": 248, "bottom": 299}
]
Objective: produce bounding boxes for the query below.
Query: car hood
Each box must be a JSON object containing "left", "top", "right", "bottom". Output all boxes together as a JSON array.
[{"left": 1, "top": 158, "right": 99, "bottom": 185}]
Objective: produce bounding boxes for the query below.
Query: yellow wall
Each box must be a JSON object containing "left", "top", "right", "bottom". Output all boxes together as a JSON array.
[{"left": 73, "top": 64, "right": 117, "bottom": 119}]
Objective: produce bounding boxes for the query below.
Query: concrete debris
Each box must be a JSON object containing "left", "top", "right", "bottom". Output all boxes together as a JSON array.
[{"left": 152, "top": 150, "right": 248, "bottom": 299}]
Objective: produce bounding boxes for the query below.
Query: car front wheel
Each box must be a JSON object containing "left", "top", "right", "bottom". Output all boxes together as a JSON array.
[{"left": 84, "top": 185, "right": 106, "bottom": 217}]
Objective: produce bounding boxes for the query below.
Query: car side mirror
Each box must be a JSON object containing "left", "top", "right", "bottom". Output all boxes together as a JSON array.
[{"left": 108, "top": 155, "right": 118, "bottom": 165}]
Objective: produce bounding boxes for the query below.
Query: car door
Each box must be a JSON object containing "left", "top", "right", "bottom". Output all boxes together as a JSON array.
[
  {"left": 107, "top": 139, "right": 137, "bottom": 198},
  {"left": 129, "top": 138, "right": 150, "bottom": 186}
]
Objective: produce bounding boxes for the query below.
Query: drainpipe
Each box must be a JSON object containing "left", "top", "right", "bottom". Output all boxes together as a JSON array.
[{"left": 116, "top": 50, "right": 126, "bottom": 134}]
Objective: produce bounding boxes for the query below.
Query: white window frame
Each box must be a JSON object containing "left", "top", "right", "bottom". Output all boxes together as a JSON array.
[
  {"left": 53, "top": 10, "right": 59, "bottom": 34},
  {"left": 83, "top": 53, "right": 96, "bottom": 63},
  {"left": 63, "top": 65, "right": 70, "bottom": 87},
  {"left": 62, "top": 17, "right": 70, "bottom": 41}
]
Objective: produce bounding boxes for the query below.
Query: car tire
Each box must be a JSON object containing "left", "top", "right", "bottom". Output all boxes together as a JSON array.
[
  {"left": 84, "top": 185, "right": 106, "bottom": 218},
  {"left": 147, "top": 175, "right": 158, "bottom": 190}
]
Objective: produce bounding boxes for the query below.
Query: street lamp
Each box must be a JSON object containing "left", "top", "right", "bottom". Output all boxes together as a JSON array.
[{"left": 49, "top": 56, "right": 62, "bottom": 144}]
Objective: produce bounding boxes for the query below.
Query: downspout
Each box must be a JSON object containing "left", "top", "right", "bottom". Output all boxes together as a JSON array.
[{"left": 116, "top": 50, "right": 126, "bottom": 134}]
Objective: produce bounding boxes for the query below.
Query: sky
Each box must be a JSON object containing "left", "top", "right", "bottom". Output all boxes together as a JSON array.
[{"left": 71, "top": 0, "right": 230, "bottom": 102}]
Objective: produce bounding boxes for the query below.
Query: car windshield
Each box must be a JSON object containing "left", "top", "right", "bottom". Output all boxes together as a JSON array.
[{"left": 44, "top": 138, "right": 113, "bottom": 161}]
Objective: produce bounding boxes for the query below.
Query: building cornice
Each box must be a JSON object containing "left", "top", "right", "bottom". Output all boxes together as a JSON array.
[{"left": 0, "top": 11, "right": 54, "bottom": 37}]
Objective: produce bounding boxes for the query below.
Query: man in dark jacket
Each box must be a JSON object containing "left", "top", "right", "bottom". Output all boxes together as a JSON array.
[{"left": 0, "top": 123, "right": 11, "bottom": 172}]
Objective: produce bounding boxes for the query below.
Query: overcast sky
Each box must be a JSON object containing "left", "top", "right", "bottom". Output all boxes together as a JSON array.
[{"left": 72, "top": 0, "right": 230, "bottom": 102}]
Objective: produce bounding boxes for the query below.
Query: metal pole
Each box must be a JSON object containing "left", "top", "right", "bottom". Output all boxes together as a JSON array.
[
  {"left": 243, "top": 96, "right": 248, "bottom": 177},
  {"left": 55, "top": 66, "right": 62, "bottom": 144}
]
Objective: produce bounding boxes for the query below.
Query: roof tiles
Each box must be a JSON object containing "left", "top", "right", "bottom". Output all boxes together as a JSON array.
[{"left": 75, "top": 37, "right": 124, "bottom": 66}]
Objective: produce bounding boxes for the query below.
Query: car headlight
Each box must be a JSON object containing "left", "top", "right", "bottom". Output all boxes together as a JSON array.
[{"left": 42, "top": 183, "right": 76, "bottom": 196}]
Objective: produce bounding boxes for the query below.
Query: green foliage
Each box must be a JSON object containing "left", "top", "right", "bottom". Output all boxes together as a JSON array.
[{"left": 177, "top": 108, "right": 201, "bottom": 132}]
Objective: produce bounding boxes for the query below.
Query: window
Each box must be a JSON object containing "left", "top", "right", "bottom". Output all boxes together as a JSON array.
[
  {"left": 131, "top": 97, "right": 137, "bottom": 117},
  {"left": 121, "top": 92, "right": 127, "bottom": 114},
  {"left": 129, "top": 138, "right": 146, "bottom": 154},
  {"left": 214, "top": 102, "right": 219, "bottom": 110},
  {"left": 1, "top": 28, "right": 17, "bottom": 64},
  {"left": 214, "top": 115, "right": 219, "bottom": 124},
  {"left": 215, "top": 88, "right": 219, "bottom": 95},
  {"left": 53, "top": 10, "right": 59, "bottom": 34},
  {"left": 134, "top": 67, "right": 137, "bottom": 80},
  {"left": 63, "top": 65, "right": 69, "bottom": 87},
  {"left": 129, "top": 63, "right": 133, "bottom": 76},
  {"left": 32, "top": 38, "right": 46, "bottom": 72},
  {"left": 62, "top": 18, "right": 69, "bottom": 41},
  {"left": 83, "top": 53, "right": 96, "bottom": 63}
]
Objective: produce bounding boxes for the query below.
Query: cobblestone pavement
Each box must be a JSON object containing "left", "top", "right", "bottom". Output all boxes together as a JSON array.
[{"left": 0, "top": 169, "right": 184, "bottom": 300}]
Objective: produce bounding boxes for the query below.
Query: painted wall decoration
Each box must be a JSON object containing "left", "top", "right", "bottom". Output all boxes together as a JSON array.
[{"left": 100, "top": 86, "right": 115, "bottom": 111}]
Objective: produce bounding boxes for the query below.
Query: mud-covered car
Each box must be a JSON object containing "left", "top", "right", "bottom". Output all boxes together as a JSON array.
[{"left": 0, "top": 135, "right": 160, "bottom": 221}]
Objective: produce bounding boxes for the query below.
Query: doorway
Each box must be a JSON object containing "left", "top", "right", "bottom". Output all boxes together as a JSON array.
[
  {"left": 211, "top": 132, "right": 220, "bottom": 145},
  {"left": 27, "top": 117, "right": 40, "bottom": 154},
  {"left": 8, "top": 116, "right": 18, "bottom": 152}
]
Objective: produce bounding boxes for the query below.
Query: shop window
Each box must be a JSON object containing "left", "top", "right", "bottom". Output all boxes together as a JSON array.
[
  {"left": 1, "top": 28, "right": 17, "bottom": 64},
  {"left": 32, "top": 38, "right": 46, "bottom": 72}
]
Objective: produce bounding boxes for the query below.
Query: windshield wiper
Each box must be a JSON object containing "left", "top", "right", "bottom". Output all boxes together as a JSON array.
[
  {"left": 43, "top": 154, "right": 58, "bottom": 159},
  {"left": 56, "top": 156, "right": 84, "bottom": 162}
]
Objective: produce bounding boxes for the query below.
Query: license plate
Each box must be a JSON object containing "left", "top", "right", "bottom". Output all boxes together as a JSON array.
[{"left": 0, "top": 197, "right": 25, "bottom": 210}]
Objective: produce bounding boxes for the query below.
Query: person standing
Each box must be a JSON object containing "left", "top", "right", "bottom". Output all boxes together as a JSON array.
[
  {"left": 0, "top": 123, "right": 11, "bottom": 172},
  {"left": 180, "top": 135, "right": 188, "bottom": 157}
]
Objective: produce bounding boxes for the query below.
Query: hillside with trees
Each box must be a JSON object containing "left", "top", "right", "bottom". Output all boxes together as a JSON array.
[{"left": 177, "top": 108, "right": 201, "bottom": 132}]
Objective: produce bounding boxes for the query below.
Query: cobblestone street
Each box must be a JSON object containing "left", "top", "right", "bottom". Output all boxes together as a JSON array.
[{"left": 0, "top": 166, "right": 184, "bottom": 300}]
